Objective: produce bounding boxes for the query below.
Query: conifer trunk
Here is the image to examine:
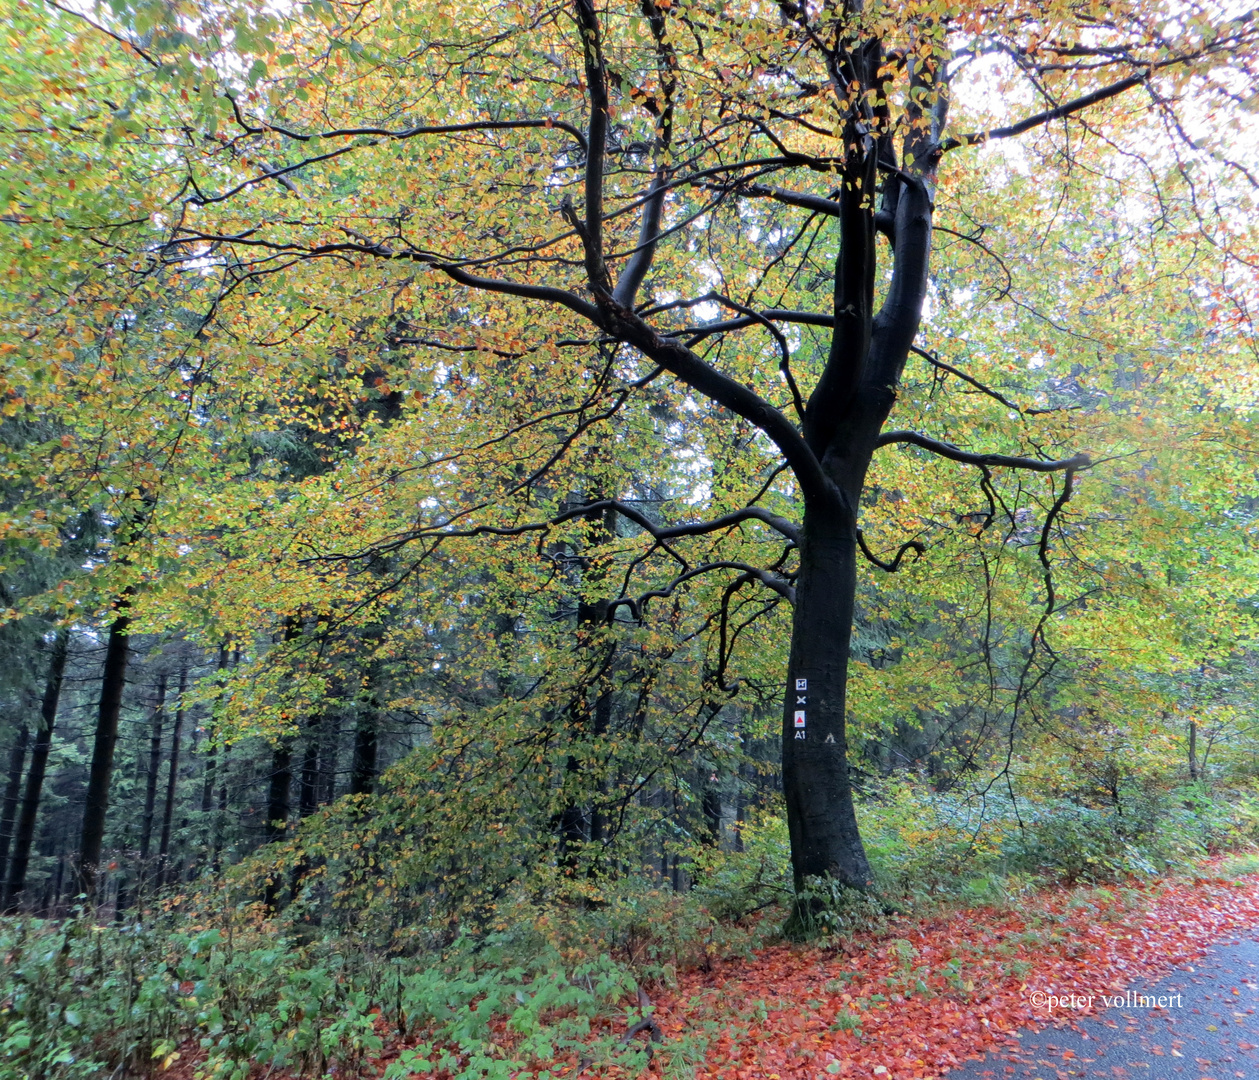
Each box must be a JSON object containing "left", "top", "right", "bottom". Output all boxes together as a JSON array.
[
  {"left": 139, "top": 674, "right": 167, "bottom": 865},
  {"left": 156, "top": 669, "right": 186, "bottom": 888},
  {"left": 298, "top": 721, "right": 322, "bottom": 816},
  {"left": 0, "top": 725, "right": 29, "bottom": 888},
  {"left": 348, "top": 712, "right": 377, "bottom": 795},
  {"left": 318, "top": 713, "right": 339, "bottom": 804},
  {"left": 74, "top": 607, "right": 131, "bottom": 901},
  {"left": 266, "top": 742, "right": 293, "bottom": 841},
  {"left": 5, "top": 628, "right": 69, "bottom": 910},
  {"left": 200, "top": 646, "right": 230, "bottom": 815},
  {"left": 263, "top": 739, "right": 293, "bottom": 911}
]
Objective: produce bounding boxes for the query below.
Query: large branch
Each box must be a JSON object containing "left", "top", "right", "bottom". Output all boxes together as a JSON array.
[
  {"left": 861, "top": 173, "right": 935, "bottom": 410},
  {"left": 612, "top": 0, "right": 677, "bottom": 307},
  {"left": 911, "top": 345, "right": 1023, "bottom": 412},
  {"left": 877, "top": 430, "right": 1091, "bottom": 472},
  {"left": 607, "top": 560, "right": 796, "bottom": 617},
  {"left": 599, "top": 302, "right": 833, "bottom": 503},
  {"left": 738, "top": 183, "right": 842, "bottom": 217},
  {"left": 678, "top": 308, "right": 834, "bottom": 340},
  {"left": 856, "top": 529, "right": 924, "bottom": 572},
  {"left": 940, "top": 71, "right": 1148, "bottom": 151},
  {"left": 555, "top": 499, "right": 800, "bottom": 545},
  {"left": 436, "top": 265, "right": 600, "bottom": 323},
  {"left": 612, "top": 173, "right": 667, "bottom": 306},
  {"left": 226, "top": 106, "right": 590, "bottom": 154},
  {"left": 575, "top": 0, "right": 611, "bottom": 289},
  {"left": 801, "top": 148, "right": 879, "bottom": 457}
]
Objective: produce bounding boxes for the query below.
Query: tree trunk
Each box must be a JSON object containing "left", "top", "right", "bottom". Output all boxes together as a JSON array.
[
  {"left": 213, "top": 748, "right": 229, "bottom": 874},
  {"left": 139, "top": 674, "right": 167, "bottom": 864},
  {"left": 263, "top": 738, "right": 293, "bottom": 912},
  {"left": 5, "top": 628, "right": 69, "bottom": 910},
  {"left": 1189, "top": 720, "right": 1199, "bottom": 780},
  {"left": 782, "top": 505, "right": 873, "bottom": 893},
  {"left": 74, "top": 607, "right": 131, "bottom": 901},
  {"left": 266, "top": 741, "right": 293, "bottom": 841},
  {"left": 298, "top": 720, "right": 322, "bottom": 817},
  {"left": 156, "top": 669, "right": 186, "bottom": 888},
  {"left": 701, "top": 785, "right": 722, "bottom": 848},
  {"left": 0, "top": 725, "right": 29, "bottom": 888},
  {"left": 200, "top": 645, "right": 230, "bottom": 814},
  {"left": 348, "top": 711, "right": 377, "bottom": 796},
  {"left": 318, "top": 712, "right": 340, "bottom": 804}
]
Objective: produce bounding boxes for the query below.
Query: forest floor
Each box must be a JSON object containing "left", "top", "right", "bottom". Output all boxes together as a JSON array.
[
  {"left": 163, "top": 864, "right": 1259, "bottom": 1080},
  {"left": 626, "top": 866, "right": 1259, "bottom": 1080}
]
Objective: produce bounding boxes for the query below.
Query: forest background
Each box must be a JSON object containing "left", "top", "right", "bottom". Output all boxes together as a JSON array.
[{"left": 2, "top": 0, "right": 1259, "bottom": 1077}]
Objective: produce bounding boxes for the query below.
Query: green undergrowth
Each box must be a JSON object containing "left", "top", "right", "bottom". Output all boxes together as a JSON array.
[
  {"left": 0, "top": 915, "right": 666, "bottom": 1080},
  {"left": 4, "top": 780, "right": 1259, "bottom": 1080}
]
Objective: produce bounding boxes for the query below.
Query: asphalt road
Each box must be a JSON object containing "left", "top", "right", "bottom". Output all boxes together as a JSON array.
[{"left": 946, "top": 934, "right": 1259, "bottom": 1080}]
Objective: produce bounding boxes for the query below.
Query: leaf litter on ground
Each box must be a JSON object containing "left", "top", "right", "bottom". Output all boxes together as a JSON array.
[
  {"left": 630, "top": 870, "right": 1259, "bottom": 1080},
  {"left": 165, "top": 869, "right": 1259, "bottom": 1079}
]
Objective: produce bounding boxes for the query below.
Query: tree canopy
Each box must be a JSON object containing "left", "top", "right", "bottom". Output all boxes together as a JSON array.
[{"left": 0, "top": 0, "right": 1257, "bottom": 920}]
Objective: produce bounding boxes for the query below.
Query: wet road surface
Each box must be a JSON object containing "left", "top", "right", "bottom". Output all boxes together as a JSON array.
[{"left": 946, "top": 934, "right": 1259, "bottom": 1079}]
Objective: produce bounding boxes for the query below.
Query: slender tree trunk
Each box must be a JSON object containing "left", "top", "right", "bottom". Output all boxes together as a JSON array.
[
  {"left": 702, "top": 785, "right": 722, "bottom": 848},
  {"left": 156, "top": 669, "right": 186, "bottom": 888},
  {"left": 139, "top": 675, "right": 167, "bottom": 864},
  {"left": 782, "top": 505, "right": 873, "bottom": 892},
  {"left": 348, "top": 710, "right": 377, "bottom": 796},
  {"left": 263, "top": 739, "right": 293, "bottom": 912},
  {"left": 266, "top": 742, "right": 293, "bottom": 841},
  {"left": 318, "top": 712, "right": 340, "bottom": 804},
  {"left": 0, "top": 725, "right": 29, "bottom": 888},
  {"left": 47, "top": 850, "right": 66, "bottom": 915},
  {"left": 287, "top": 717, "right": 328, "bottom": 904},
  {"left": 5, "top": 628, "right": 69, "bottom": 910},
  {"left": 298, "top": 720, "right": 322, "bottom": 817},
  {"left": 74, "top": 606, "right": 131, "bottom": 901},
  {"left": 213, "top": 750, "right": 229, "bottom": 874},
  {"left": 1189, "top": 720, "right": 1200, "bottom": 780},
  {"left": 587, "top": 682, "right": 611, "bottom": 846},
  {"left": 201, "top": 646, "right": 230, "bottom": 813}
]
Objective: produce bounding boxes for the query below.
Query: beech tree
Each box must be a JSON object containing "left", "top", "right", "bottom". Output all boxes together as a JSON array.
[{"left": 5, "top": 0, "right": 1258, "bottom": 908}]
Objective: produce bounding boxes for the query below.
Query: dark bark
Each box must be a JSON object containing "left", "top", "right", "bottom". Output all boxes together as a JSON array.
[
  {"left": 200, "top": 645, "right": 230, "bottom": 814},
  {"left": 5, "top": 628, "right": 69, "bottom": 910},
  {"left": 265, "top": 742, "right": 293, "bottom": 841},
  {"left": 557, "top": 502, "right": 616, "bottom": 868},
  {"left": 139, "top": 674, "right": 167, "bottom": 863},
  {"left": 587, "top": 685, "right": 611, "bottom": 845},
  {"left": 1189, "top": 720, "right": 1200, "bottom": 780},
  {"left": 288, "top": 716, "right": 327, "bottom": 903},
  {"left": 48, "top": 849, "right": 65, "bottom": 914},
  {"left": 558, "top": 755, "right": 587, "bottom": 863},
  {"left": 156, "top": 669, "right": 186, "bottom": 888},
  {"left": 318, "top": 712, "right": 340, "bottom": 804},
  {"left": 298, "top": 719, "right": 322, "bottom": 816},
  {"left": 702, "top": 785, "right": 722, "bottom": 847},
  {"left": 74, "top": 606, "right": 131, "bottom": 901},
  {"left": 263, "top": 738, "right": 293, "bottom": 912},
  {"left": 348, "top": 710, "right": 377, "bottom": 796},
  {"left": 0, "top": 725, "right": 29, "bottom": 888},
  {"left": 782, "top": 506, "right": 872, "bottom": 890},
  {"left": 213, "top": 752, "right": 228, "bottom": 874}
]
